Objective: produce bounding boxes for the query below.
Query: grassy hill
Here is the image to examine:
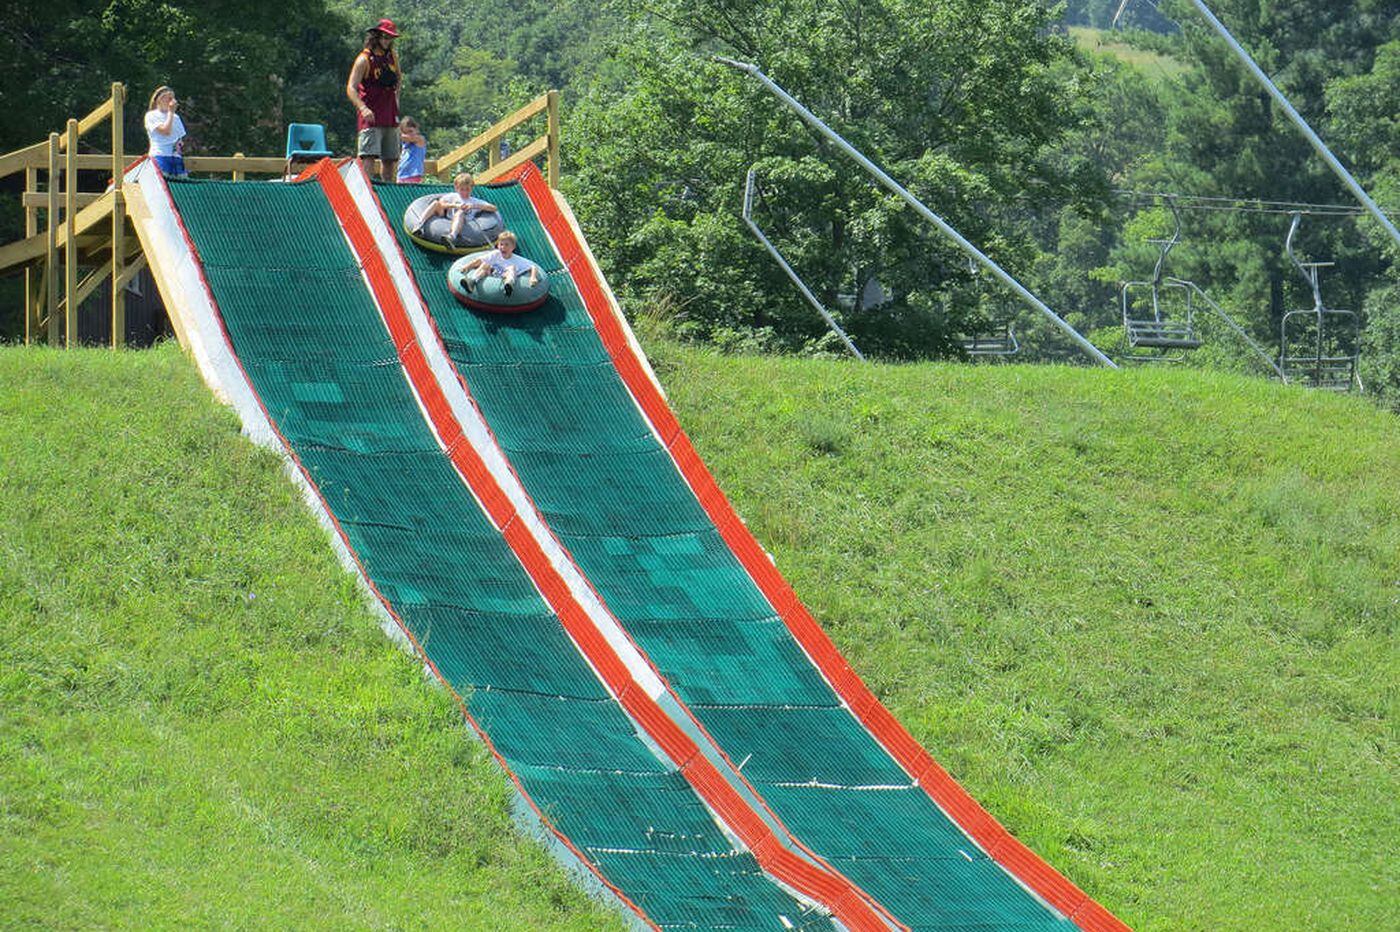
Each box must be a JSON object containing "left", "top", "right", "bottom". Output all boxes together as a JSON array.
[
  {"left": 654, "top": 342, "right": 1397, "bottom": 930},
  {"left": 3, "top": 340, "right": 1396, "bottom": 929},
  {"left": 1070, "top": 26, "right": 1189, "bottom": 80},
  {"left": 0, "top": 345, "right": 622, "bottom": 929}
]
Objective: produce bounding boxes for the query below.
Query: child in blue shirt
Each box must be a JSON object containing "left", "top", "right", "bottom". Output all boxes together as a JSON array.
[{"left": 396, "top": 116, "right": 426, "bottom": 183}]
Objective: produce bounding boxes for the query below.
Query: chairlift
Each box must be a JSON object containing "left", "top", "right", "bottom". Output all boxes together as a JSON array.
[
  {"left": 958, "top": 320, "right": 1019, "bottom": 357},
  {"left": 955, "top": 259, "right": 1019, "bottom": 358},
  {"left": 1120, "top": 198, "right": 1203, "bottom": 361},
  {"left": 1280, "top": 213, "right": 1359, "bottom": 391}
]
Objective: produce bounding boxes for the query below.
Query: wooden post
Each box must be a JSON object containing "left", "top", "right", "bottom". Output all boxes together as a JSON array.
[
  {"left": 546, "top": 89, "right": 561, "bottom": 189},
  {"left": 111, "top": 82, "right": 126, "bottom": 349},
  {"left": 46, "top": 133, "right": 60, "bottom": 346},
  {"left": 65, "top": 118, "right": 78, "bottom": 348},
  {"left": 232, "top": 152, "right": 245, "bottom": 181},
  {"left": 23, "top": 167, "right": 37, "bottom": 345},
  {"left": 487, "top": 135, "right": 499, "bottom": 169}
]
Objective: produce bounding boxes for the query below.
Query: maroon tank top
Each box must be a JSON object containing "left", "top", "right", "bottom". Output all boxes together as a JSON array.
[{"left": 355, "top": 47, "right": 399, "bottom": 129}]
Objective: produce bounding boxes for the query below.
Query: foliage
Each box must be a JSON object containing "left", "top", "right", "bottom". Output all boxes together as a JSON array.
[
  {"left": 565, "top": 0, "right": 1107, "bottom": 358},
  {"left": 1065, "top": 0, "right": 1177, "bottom": 33},
  {"left": 1328, "top": 39, "right": 1400, "bottom": 408},
  {"left": 1024, "top": 3, "right": 1398, "bottom": 387},
  {"left": 326, "top": 0, "right": 622, "bottom": 160},
  {"left": 659, "top": 339, "right": 1399, "bottom": 931},
  {"left": 0, "top": 344, "right": 624, "bottom": 928},
  {"left": 0, "top": 0, "right": 357, "bottom": 157}
]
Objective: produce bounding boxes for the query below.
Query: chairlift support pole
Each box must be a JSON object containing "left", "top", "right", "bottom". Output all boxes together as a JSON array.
[
  {"left": 716, "top": 56, "right": 1118, "bottom": 369},
  {"left": 1115, "top": 0, "right": 1400, "bottom": 250},
  {"left": 742, "top": 168, "right": 865, "bottom": 360}
]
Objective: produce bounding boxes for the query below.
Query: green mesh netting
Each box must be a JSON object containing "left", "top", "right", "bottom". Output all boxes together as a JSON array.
[
  {"left": 376, "top": 179, "right": 1073, "bottom": 930},
  {"left": 167, "top": 178, "right": 832, "bottom": 931}
]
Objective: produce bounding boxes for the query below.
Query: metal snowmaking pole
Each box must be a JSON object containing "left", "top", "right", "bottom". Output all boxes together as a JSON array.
[
  {"left": 715, "top": 56, "right": 1119, "bottom": 369},
  {"left": 742, "top": 168, "right": 866, "bottom": 361},
  {"left": 1113, "top": 0, "right": 1400, "bottom": 250}
]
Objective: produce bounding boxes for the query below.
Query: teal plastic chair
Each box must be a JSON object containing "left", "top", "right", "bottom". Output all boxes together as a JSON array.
[{"left": 284, "top": 123, "right": 333, "bottom": 177}]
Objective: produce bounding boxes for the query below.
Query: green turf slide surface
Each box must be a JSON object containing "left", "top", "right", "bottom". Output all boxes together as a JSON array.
[
  {"left": 375, "top": 178, "right": 1078, "bottom": 930},
  {"left": 163, "top": 177, "right": 836, "bottom": 931}
]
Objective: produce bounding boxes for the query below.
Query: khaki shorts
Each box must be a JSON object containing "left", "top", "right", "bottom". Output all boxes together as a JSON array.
[{"left": 357, "top": 126, "right": 400, "bottom": 162}]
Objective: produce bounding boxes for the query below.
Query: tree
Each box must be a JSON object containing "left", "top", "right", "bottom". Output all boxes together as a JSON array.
[
  {"left": 1328, "top": 39, "right": 1400, "bottom": 407},
  {"left": 566, "top": 0, "right": 1106, "bottom": 358},
  {"left": 0, "top": 0, "right": 356, "bottom": 157}
]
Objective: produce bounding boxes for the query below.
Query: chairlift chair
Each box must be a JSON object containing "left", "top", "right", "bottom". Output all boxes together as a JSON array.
[
  {"left": 1120, "top": 199, "right": 1203, "bottom": 361},
  {"left": 1280, "top": 213, "right": 1359, "bottom": 391},
  {"left": 958, "top": 320, "right": 1019, "bottom": 357}
]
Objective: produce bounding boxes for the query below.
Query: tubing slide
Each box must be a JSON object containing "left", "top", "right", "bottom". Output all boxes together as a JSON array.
[{"left": 123, "top": 157, "right": 1126, "bottom": 932}]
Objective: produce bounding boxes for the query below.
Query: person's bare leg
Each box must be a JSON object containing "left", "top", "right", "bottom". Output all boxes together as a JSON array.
[{"left": 382, "top": 160, "right": 398, "bottom": 182}]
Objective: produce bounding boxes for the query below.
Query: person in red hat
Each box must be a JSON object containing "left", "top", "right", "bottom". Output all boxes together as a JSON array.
[{"left": 346, "top": 18, "right": 403, "bottom": 181}]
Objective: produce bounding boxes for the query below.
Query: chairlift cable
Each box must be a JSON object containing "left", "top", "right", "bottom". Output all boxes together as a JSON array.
[{"left": 1115, "top": 190, "right": 1367, "bottom": 217}]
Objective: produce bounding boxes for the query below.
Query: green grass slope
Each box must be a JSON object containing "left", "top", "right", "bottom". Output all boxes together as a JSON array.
[
  {"left": 1070, "top": 26, "right": 1189, "bottom": 80},
  {"left": 3, "top": 340, "right": 1395, "bottom": 930},
  {"left": 0, "top": 344, "right": 622, "bottom": 930},
  {"left": 652, "top": 343, "right": 1398, "bottom": 931}
]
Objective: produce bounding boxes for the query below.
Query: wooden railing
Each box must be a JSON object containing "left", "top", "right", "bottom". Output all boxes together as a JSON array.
[
  {"left": 0, "top": 88, "right": 562, "bottom": 348},
  {"left": 0, "top": 84, "right": 134, "bottom": 347},
  {"left": 430, "top": 90, "right": 560, "bottom": 187}
]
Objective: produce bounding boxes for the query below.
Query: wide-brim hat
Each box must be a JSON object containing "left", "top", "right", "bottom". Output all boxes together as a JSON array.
[{"left": 367, "top": 18, "right": 399, "bottom": 37}]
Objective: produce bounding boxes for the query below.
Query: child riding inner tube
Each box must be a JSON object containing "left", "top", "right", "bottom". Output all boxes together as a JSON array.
[
  {"left": 446, "top": 253, "right": 550, "bottom": 313},
  {"left": 403, "top": 192, "right": 502, "bottom": 254}
]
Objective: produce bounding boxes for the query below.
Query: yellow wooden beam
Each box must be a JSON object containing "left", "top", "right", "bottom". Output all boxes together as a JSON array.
[
  {"left": 546, "top": 90, "right": 561, "bottom": 189},
  {"left": 476, "top": 136, "right": 549, "bottom": 184},
  {"left": 57, "top": 255, "right": 115, "bottom": 321},
  {"left": 184, "top": 155, "right": 287, "bottom": 174},
  {"left": 65, "top": 119, "right": 78, "bottom": 347},
  {"left": 114, "top": 251, "right": 147, "bottom": 292},
  {"left": 24, "top": 166, "right": 37, "bottom": 344},
  {"left": 0, "top": 141, "right": 48, "bottom": 181},
  {"left": 62, "top": 97, "right": 115, "bottom": 149},
  {"left": 433, "top": 94, "right": 549, "bottom": 176},
  {"left": 0, "top": 192, "right": 116, "bottom": 273},
  {"left": 22, "top": 192, "right": 102, "bottom": 209},
  {"left": 46, "top": 133, "right": 59, "bottom": 346},
  {"left": 8, "top": 152, "right": 289, "bottom": 174},
  {"left": 111, "top": 82, "right": 126, "bottom": 348}
]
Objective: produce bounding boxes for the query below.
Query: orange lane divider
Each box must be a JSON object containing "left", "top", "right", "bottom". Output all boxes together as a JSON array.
[
  {"left": 314, "top": 159, "right": 892, "bottom": 932},
  {"left": 514, "top": 160, "right": 1129, "bottom": 932}
]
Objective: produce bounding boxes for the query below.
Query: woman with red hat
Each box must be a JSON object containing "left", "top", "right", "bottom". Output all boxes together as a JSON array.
[{"left": 346, "top": 18, "right": 403, "bottom": 181}]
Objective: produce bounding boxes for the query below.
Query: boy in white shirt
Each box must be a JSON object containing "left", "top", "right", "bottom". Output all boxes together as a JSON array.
[
  {"left": 413, "top": 172, "right": 498, "bottom": 245},
  {"left": 144, "top": 85, "right": 187, "bottom": 178},
  {"left": 461, "top": 231, "right": 541, "bottom": 295}
]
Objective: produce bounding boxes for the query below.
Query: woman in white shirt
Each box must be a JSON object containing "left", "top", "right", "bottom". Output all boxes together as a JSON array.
[{"left": 145, "top": 86, "right": 187, "bottom": 178}]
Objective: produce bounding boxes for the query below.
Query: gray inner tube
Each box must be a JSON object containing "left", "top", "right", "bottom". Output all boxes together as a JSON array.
[
  {"left": 449, "top": 254, "right": 550, "bottom": 309},
  {"left": 403, "top": 192, "right": 502, "bottom": 250}
]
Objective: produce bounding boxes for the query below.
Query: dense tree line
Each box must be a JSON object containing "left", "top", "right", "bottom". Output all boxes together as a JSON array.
[
  {"left": 561, "top": 0, "right": 1398, "bottom": 405},
  {"left": 2, "top": 1, "right": 1396, "bottom": 408}
]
